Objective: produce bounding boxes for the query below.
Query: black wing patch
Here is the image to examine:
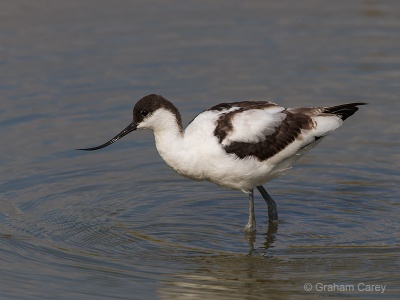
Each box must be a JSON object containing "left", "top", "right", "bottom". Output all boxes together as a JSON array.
[
  {"left": 212, "top": 101, "right": 280, "bottom": 143},
  {"left": 222, "top": 111, "right": 315, "bottom": 161}
]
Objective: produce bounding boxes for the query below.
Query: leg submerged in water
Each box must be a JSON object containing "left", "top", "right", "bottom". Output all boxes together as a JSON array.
[
  {"left": 244, "top": 189, "right": 256, "bottom": 232},
  {"left": 257, "top": 186, "right": 278, "bottom": 223}
]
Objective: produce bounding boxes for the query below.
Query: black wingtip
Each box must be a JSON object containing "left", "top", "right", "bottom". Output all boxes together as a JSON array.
[{"left": 323, "top": 102, "right": 367, "bottom": 121}]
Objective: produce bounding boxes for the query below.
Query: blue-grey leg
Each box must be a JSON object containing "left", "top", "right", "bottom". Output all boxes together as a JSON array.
[
  {"left": 244, "top": 189, "right": 256, "bottom": 232},
  {"left": 257, "top": 185, "right": 278, "bottom": 223}
]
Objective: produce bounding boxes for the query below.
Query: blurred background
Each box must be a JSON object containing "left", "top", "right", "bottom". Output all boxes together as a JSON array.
[{"left": 0, "top": 1, "right": 399, "bottom": 299}]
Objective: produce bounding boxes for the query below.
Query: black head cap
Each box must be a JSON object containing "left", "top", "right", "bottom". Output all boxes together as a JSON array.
[{"left": 133, "top": 94, "right": 182, "bottom": 129}]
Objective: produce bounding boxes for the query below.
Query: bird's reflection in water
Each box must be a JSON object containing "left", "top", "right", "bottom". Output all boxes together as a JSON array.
[
  {"left": 246, "top": 221, "right": 278, "bottom": 256},
  {"left": 157, "top": 222, "right": 282, "bottom": 300}
]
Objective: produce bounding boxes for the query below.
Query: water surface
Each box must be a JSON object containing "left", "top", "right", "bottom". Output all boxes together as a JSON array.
[{"left": 0, "top": 1, "right": 399, "bottom": 299}]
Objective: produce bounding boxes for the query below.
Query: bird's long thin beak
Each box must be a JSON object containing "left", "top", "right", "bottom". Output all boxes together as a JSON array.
[{"left": 77, "top": 122, "right": 138, "bottom": 151}]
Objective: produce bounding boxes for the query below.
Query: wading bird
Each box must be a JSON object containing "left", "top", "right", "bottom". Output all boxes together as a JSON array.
[{"left": 79, "top": 94, "right": 365, "bottom": 232}]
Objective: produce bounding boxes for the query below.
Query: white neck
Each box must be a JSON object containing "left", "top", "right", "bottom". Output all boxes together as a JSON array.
[
  {"left": 153, "top": 115, "right": 185, "bottom": 171},
  {"left": 138, "top": 108, "right": 193, "bottom": 177}
]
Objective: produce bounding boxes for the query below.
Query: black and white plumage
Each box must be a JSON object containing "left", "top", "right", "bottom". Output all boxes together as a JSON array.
[{"left": 79, "top": 94, "right": 366, "bottom": 232}]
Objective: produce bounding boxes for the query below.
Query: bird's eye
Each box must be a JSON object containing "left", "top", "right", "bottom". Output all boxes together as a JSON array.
[{"left": 140, "top": 110, "right": 149, "bottom": 117}]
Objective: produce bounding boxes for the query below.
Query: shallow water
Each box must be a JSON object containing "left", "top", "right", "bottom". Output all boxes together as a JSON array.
[{"left": 1, "top": 0, "right": 399, "bottom": 299}]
